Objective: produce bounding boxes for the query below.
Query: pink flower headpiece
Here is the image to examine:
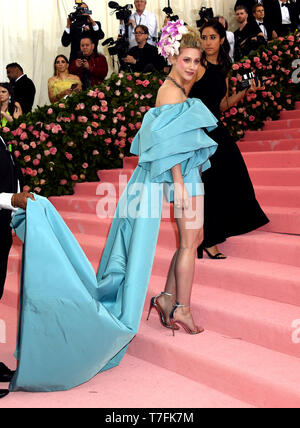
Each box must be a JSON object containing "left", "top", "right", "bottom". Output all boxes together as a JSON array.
[{"left": 157, "top": 19, "right": 189, "bottom": 61}]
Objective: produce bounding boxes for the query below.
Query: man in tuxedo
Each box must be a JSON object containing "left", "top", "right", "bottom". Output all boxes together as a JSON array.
[
  {"left": 264, "top": 0, "right": 300, "bottom": 36},
  {"left": 61, "top": 2, "right": 105, "bottom": 64},
  {"left": 6, "top": 63, "right": 36, "bottom": 114},
  {"left": 252, "top": 3, "right": 276, "bottom": 41},
  {"left": 0, "top": 134, "right": 34, "bottom": 399}
]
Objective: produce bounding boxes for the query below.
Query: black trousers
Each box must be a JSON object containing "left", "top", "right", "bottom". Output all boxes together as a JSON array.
[{"left": 0, "top": 215, "right": 13, "bottom": 300}]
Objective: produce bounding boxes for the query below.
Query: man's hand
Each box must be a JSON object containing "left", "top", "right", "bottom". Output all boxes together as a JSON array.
[
  {"left": 75, "top": 59, "right": 83, "bottom": 68},
  {"left": 123, "top": 55, "right": 136, "bottom": 64},
  {"left": 11, "top": 192, "right": 35, "bottom": 210},
  {"left": 82, "top": 59, "right": 90, "bottom": 69}
]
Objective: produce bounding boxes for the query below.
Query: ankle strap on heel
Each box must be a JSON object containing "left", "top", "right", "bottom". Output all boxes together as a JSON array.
[{"left": 170, "top": 302, "right": 190, "bottom": 319}]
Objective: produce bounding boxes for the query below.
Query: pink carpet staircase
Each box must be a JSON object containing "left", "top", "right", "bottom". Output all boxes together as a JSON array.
[{"left": 1, "top": 102, "right": 300, "bottom": 408}]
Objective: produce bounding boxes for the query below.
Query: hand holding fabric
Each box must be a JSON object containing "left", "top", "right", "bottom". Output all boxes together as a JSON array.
[{"left": 11, "top": 192, "right": 35, "bottom": 210}]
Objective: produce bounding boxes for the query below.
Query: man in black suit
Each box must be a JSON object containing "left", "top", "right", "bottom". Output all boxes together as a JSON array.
[
  {"left": 61, "top": 2, "right": 105, "bottom": 64},
  {"left": 264, "top": 0, "right": 300, "bottom": 36},
  {"left": 252, "top": 3, "right": 276, "bottom": 41},
  {"left": 234, "top": 5, "right": 264, "bottom": 61},
  {"left": 234, "top": 0, "right": 262, "bottom": 21},
  {"left": 0, "top": 134, "right": 34, "bottom": 399},
  {"left": 6, "top": 63, "right": 36, "bottom": 114},
  {"left": 122, "top": 25, "right": 166, "bottom": 72}
]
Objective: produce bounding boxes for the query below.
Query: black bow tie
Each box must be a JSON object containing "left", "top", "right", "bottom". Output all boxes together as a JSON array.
[
  {"left": 258, "top": 22, "right": 264, "bottom": 25},
  {"left": 281, "top": 3, "right": 288, "bottom": 7}
]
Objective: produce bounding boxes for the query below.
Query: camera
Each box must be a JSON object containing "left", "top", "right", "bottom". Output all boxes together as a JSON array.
[
  {"left": 69, "top": 0, "right": 93, "bottom": 27},
  {"left": 238, "top": 72, "right": 260, "bottom": 91},
  {"left": 196, "top": 7, "right": 214, "bottom": 28},
  {"left": 108, "top": 1, "right": 133, "bottom": 24},
  {"left": 163, "top": 6, "right": 179, "bottom": 22},
  {"left": 102, "top": 37, "right": 129, "bottom": 59},
  {"left": 102, "top": 2, "right": 134, "bottom": 71}
]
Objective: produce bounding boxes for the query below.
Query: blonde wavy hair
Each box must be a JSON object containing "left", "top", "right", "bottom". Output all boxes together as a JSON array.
[{"left": 179, "top": 26, "right": 202, "bottom": 53}]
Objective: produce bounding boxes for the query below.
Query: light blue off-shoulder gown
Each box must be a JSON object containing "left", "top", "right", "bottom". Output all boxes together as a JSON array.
[{"left": 9, "top": 99, "right": 218, "bottom": 392}]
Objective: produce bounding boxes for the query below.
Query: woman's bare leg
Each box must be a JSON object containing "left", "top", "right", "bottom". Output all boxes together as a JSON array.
[{"left": 173, "top": 195, "right": 204, "bottom": 330}]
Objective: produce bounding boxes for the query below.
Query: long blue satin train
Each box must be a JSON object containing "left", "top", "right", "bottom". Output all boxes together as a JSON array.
[{"left": 9, "top": 99, "right": 218, "bottom": 392}]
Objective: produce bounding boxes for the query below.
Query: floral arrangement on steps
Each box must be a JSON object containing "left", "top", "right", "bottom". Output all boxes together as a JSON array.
[
  {"left": 2, "top": 32, "right": 300, "bottom": 197},
  {"left": 225, "top": 32, "right": 300, "bottom": 140}
]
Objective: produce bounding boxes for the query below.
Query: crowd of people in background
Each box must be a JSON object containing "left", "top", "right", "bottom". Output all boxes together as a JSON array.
[{"left": 0, "top": 0, "right": 300, "bottom": 125}]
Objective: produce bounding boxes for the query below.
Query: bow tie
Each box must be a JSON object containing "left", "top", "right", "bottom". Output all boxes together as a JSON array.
[
  {"left": 258, "top": 22, "right": 264, "bottom": 25},
  {"left": 281, "top": 3, "right": 288, "bottom": 7}
]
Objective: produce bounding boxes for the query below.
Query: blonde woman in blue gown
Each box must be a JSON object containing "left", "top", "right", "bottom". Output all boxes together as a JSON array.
[{"left": 8, "top": 21, "right": 218, "bottom": 393}]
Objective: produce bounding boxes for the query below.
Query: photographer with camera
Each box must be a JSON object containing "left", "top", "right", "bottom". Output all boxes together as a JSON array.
[
  {"left": 119, "top": 0, "right": 158, "bottom": 49},
  {"left": 69, "top": 37, "right": 108, "bottom": 90},
  {"left": 122, "top": 25, "right": 166, "bottom": 72},
  {"left": 62, "top": 2, "right": 105, "bottom": 64}
]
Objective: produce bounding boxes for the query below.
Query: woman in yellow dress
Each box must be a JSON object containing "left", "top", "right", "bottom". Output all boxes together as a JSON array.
[{"left": 48, "top": 55, "right": 82, "bottom": 104}]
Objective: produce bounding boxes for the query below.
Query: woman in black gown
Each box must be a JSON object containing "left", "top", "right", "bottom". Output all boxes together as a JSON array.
[{"left": 188, "top": 20, "right": 269, "bottom": 259}]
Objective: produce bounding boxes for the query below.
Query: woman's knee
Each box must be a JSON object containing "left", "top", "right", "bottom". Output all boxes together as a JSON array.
[{"left": 179, "top": 228, "right": 203, "bottom": 251}]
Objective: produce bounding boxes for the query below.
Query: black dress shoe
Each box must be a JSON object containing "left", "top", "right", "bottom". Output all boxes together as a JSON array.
[
  {"left": 0, "top": 363, "right": 15, "bottom": 382},
  {"left": 0, "top": 389, "right": 9, "bottom": 399}
]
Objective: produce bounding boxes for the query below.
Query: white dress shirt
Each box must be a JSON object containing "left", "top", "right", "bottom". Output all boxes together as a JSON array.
[
  {"left": 0, "top": 137, "right": 18, "bottom": 211},
  {"left": 279, "top": 0, "right": 292, "bottom": 24},
  {"left": 226, "top": 31, "right": 235, "bottom": 60},
  {"left": 120, "top": 9, "right": 158, "bottom": 48},
  {"left": 256, "top": 20, "right": 268, "bottom": 39}
]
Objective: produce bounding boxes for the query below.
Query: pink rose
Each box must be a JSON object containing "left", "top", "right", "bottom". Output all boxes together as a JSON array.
[
  {"left": 65, "top": 152, "right": 73, "bottom": 160},
  {"left": 14, "top": 151, "right": 20, "bottom": 158},
  {"left": 33, "top": 159, "right": 40, "bottom": 166},
  {"left": 60, "top": 179, "right": 67, "bottom": 185},
  {"left": 249, "top": 116, "right": 255, "bottom": 122},
  {"left": 44, "top": 150, "right": 50, "bottom": 156},
  {"left": 20, "top": 132, "right": 28, "bottom": 140},
  {"left": 82, "top": 163, "right": 88, "bottom": 169},
  {"left": 50, "top": 147, "right": 57, "bottom": 155},
  {"left": 24, "top": 155, "right": 31, "bottom": 163},
  {"left": 47, "top": 108, "right": 53, "bottom": 115},
  {"left": 98, "top": 92, "right": 105, "bottom": 99},
  {"left": 71, "top": 175, "right": 78, "bottom": 181}
]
